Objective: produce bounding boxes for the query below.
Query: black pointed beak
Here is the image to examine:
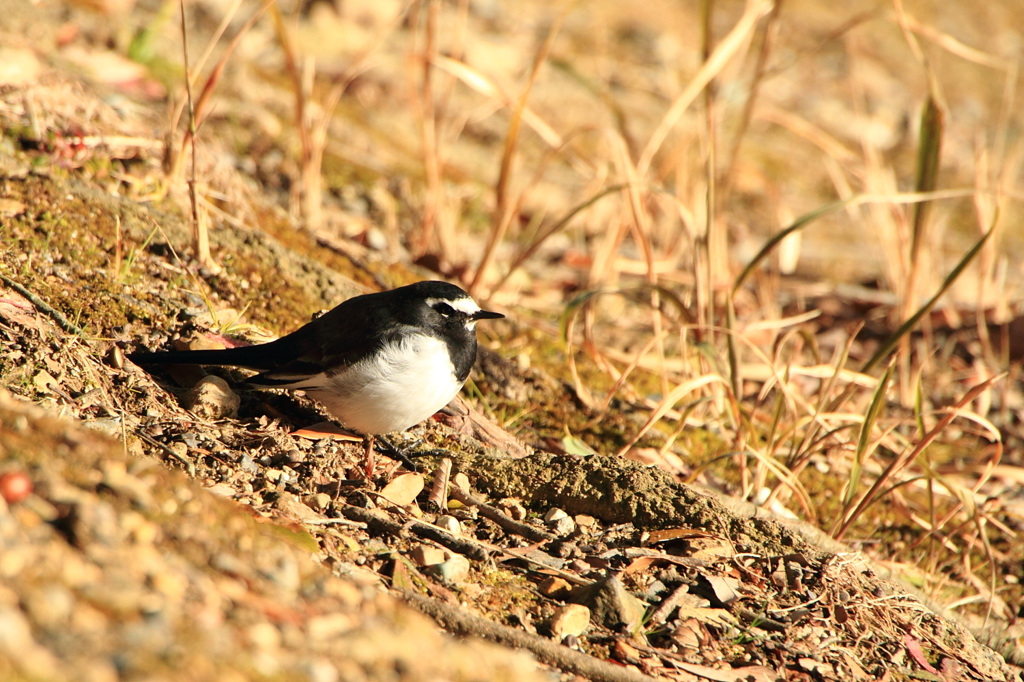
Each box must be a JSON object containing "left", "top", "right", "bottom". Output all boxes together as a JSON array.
[{"left": 472, "top": 310, "right": 504, "bottom": 321}]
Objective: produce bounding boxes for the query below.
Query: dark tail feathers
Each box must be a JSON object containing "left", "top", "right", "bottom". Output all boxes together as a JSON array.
[{"left": 127, "top": 343, "right": 278, "bottom": 371}]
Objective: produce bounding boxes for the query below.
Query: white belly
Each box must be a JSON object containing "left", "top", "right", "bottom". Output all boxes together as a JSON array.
[{"left": 306, "top": 335, "right": 463, "bottom": 435}]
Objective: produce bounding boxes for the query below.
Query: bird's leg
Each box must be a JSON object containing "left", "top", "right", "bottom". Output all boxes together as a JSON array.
[
  {"left": 363, "top": 435, "right": 376, "bottom": 480},
  {"left": 374, "top": 436, "right": 420, "bottom": 472}
]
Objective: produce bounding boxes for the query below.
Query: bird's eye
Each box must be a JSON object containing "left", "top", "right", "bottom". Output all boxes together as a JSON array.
[{"left": 433, "top": 302, "right": 456, "bottom": 317}]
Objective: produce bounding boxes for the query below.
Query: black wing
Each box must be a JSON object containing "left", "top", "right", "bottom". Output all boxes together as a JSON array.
[{"left": 128, "top": 288, "right": 402, "bottom": 388}]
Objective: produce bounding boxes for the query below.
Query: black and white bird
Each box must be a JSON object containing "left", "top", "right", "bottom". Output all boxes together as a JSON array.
[{"left": 128, "top": 280, "right": 503, "bottom": 473}]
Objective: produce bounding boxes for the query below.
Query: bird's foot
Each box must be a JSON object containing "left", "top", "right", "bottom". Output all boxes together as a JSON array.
[{"left": 374, "top": 436, "right": 420, "bottom": 473}]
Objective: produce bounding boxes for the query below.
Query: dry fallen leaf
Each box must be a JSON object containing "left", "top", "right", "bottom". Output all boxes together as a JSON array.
[
  {"left": 291, "top": 422, "right": 363, "bottom": 441},
  {"left": 704, "top": 575, "right": 741, "bottom": 604},
  {"left": 674, "top": 661, "right": 779, "bottom": 682},
  {"left": 379, "top": 473, "right": 425, "bottom": 507}
]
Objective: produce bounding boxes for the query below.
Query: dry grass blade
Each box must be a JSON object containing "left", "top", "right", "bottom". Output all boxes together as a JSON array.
[
  {"left": 637, "top": 0, "right": 771, "bottom": 176},
  {"left": 431, "top": 56, "right": 564, "bottom": 149},
  {"left": 900, "top": 11, "right": 1011, "bottom": 71},
  {"left": 903, "top": 94, "right": 944, "bottom": 333},
  {"left": 560, "top": 285, "right": 690, "bottom": 412},
  {"left": 413, "top": 0, "right": 440, "bottom": 255},
  {"left": 306, "top": 3, "right": 412, "bottom": 235},
  {"left": 731, "top": 196, "right": 857, "bottom": 295},
  {"left": 491, "top": 183, "right": 632, "bottom": 295},
  {"left": 608, "top": 132, "right": 668, "bottom": 398},
  {"left": 834, "top": 374, "right": 1005, "bottom": 541},
  {"left": 725, "top": 296, "right": 741, "bottom": 402},
  {"left": 268, "top": 3, "right": 319, "bottom": 227},
  {"left": 840, "top": 361, "right": 894, "bottom": 513},
  {"left": 177, "top": 0, "right": 206, "bottom": 266},
  {"left": 720, "top": 0, "right": 784, "bottom": 200},
  {"left": 910, "top": 95, "right": 945, "bottom": 269},
  {"left": 615, "top": 374, "right": 728, "bottom": 459},
  {"left": 787, "top": 322, "right": 862, "bottom": 469},
  {"left": 743, "top": 443, "right": 814, "bottom": 521},
  {"left": 168, "top": 0, "right": 245, "bottom": 138},
  {"left": 860, "top": 221, "right": 996, "bottom": 375},
  {"left": 170, "top": 0, "right": 274, "bottom": 181},
  {"left": 471, "top": 13, "right": 565, "bottom": 294}
]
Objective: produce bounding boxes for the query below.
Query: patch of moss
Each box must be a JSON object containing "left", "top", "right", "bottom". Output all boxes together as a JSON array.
[{"left": 0, "top": 175, "right": 174, "bottom": 336}]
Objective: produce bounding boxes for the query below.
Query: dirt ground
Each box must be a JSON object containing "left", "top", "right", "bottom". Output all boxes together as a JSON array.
[
  {"left": 2, "top": 0, "right": 1024, "bottom": 681},
  {"left": 0, "top": 130, "right": 1015, "bottom": 682}
]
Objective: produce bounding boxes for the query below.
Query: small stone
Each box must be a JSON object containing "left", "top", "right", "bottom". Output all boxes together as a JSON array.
[
  {"left": 646, "top": 579, "right": 668, "bottom": 600},
  {"left": 429, "top": 554, "right": 471, "bottom": 584},
  {"left": 275, "top": 492, "right": 324, "bottom": 523},
  {"left": 435, "top": 515, "right": 462, "bottom": 535},
  {"left": 538, "top": 577, "right": 572, "bottom": 598},
  {"left": 205, "top": 483, "right": 237, "bottom": 497},
  {"left": 549, "top": 604, "right": 591, "bottom": 639},
  {"left": 303, "top": 658, "right": 340, "bottom": 682},
  {"left": 0, "top": 607, "right": 60, "bottom": 680},
  {"left": 181, "top": 376, "right": 239, "bottom": 419},
  {"left": 247, "top": 622, "right": 281, "bottom": 652},
  {"left": 106, "top": 345, "right": 126, "bottom": 368},
  {"left": 237, "top": 454, "right": 260, "bottom": 474},
  {"left": 410, "top": 546, "right": 446, "bottom": 567},
  {"left": 306, "top": 493, "right": 332, "bottom": 512},
  {"left": 0, "top": 471, "right": 32, "bottom": 504},
  {"left": 574, "top": 514, "right": 597, "bottom": 528},
  {"left": 83, "top": 417, "right": 122, "bottom": 437},
  {"left": 568, "top": 559, "right": 593, "bottom": 574},
  {"left": 306, "top": 613, "right": 354, "bottom": 642},
  {"left": 284, "top": 449, "right": 306, "bottom": 464},
  {"left": 365, "top": 226, "right": 388, "bottom": 251},
  {"left": 544, "top": 508, "right": 569, "bottom": 523},
  {"left": 23, "top": 586, "right": 74, "bottom": 628},
  {"left": 545, "top": 509, "right": 575, "bottom": 536},
  {"left": 549, "top": 517, "right": 575, "bottom": 537},
  {"left": 452, "top": 473, "right": 471, "bottom": 493},
  {"left": 571, "top": 576, "right": 647, "bottom": 634},
  {"left": 798, "top": 658, "right": 833, "bottom": 675},
  {"left": 180, "top": 432, "right": 203, "bottom": 449},
  {"left": 499, "top": 498, "right": 526, "bottom": 521}
]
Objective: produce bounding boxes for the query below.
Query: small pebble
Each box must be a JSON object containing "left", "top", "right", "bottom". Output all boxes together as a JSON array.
[
  {"left": 549, "top": 604, "right": 591, "bottom": 639},
  {"left": 545, "top": 509, "right": 575, "bottom": 537},
  {"left": 237, "top": 454, "right": 260, "bottom": 474},
  {"left": 429, "top": 555, "right": 471, "bottom": 585},
  {"left": 537, "top": 577, "right": 572, "bottom": 598},
  {"left": 306, "top": 493, "right": 332, "bottom": 512},
  {"left": 0, "top": 471, "right": 33, "bottom": 503},
  {"left": 544, "top": 508, "right": 569, "bottom": 523},
  {"left": 499, "top": 498, "right": 526, "bottom": 521},
  {"left": 435, "top": 515, "right": 462, "bottom": 535},
  {"left": 574, "top": 514, "right": 596, "bottom": 528},
  {"left": 181, "top": 376, "right": 239, "bottom": 419},
  {"left": 411, "top": 546, "right": 446, "bottom": 567}
]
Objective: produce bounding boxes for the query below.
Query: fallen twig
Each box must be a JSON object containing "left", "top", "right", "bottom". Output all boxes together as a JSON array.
[
  {"left": 0, "top": 274, "right": 84, "bottom": 336},
  {"left": 449, "top": 486, "right": 556, "bottom": 543},
  {"left": 403, "top": 590, "right": 658, "bottom": 682},
  {"left": 339, "top": 504, "right": 489, "bottom": 561}
]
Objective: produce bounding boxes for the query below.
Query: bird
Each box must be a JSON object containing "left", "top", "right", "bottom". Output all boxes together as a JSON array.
[{"left": 128, "top": 280, "right": 504, "bottom": 476}]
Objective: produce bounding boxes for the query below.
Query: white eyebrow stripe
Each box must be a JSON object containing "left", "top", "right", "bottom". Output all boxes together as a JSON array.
[{"left": 425, "top": 296, "right": 481, "bottom": 316}]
